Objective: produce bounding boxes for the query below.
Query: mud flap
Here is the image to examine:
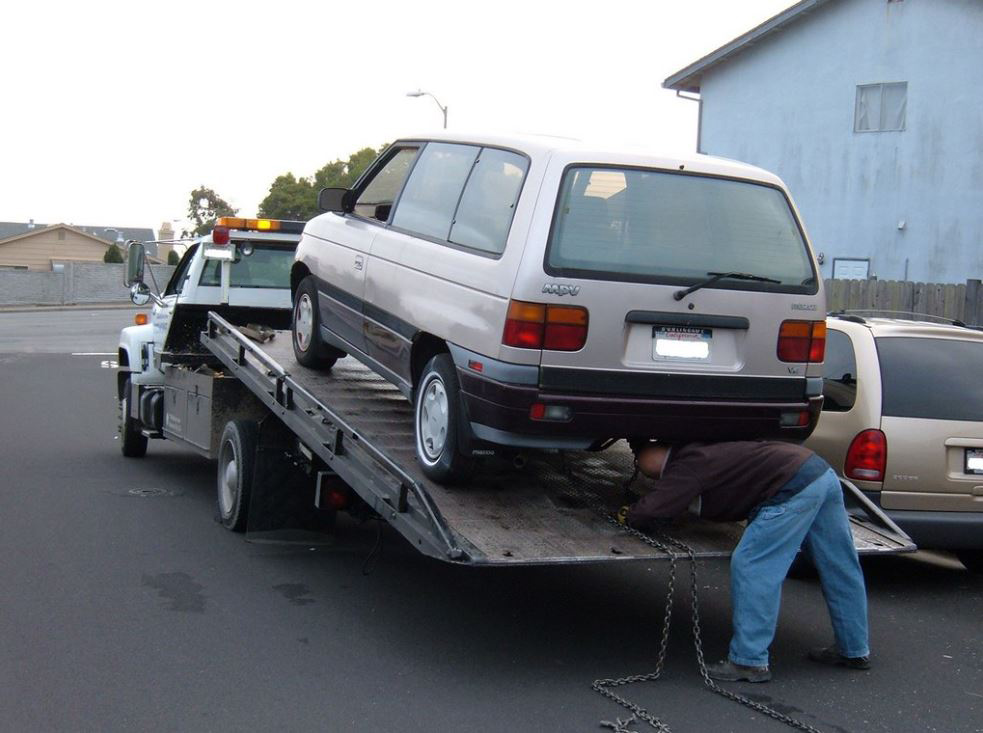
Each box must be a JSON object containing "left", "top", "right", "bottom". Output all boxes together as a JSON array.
[{"left": 244, "top": 417, "right": 336, "bottom": 545}]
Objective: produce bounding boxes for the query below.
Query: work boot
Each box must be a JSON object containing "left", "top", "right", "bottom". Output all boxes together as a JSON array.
[
  {"left": 807, "top": 645, "right": 871, "bottom": 670},
  {"left": 706, "top": 659, "right": 772, "bottom": 682}
]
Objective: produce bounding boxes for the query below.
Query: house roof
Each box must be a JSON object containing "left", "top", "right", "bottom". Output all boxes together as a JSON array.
[
  {"left": 663, "top": 0, "right": 836, "bottom": 93},
  {"left": 0, "top": 223, "right": 124, "bottom": 249},
  {"left": 0, "top": 221, "right": 156, "bottom": 255}
]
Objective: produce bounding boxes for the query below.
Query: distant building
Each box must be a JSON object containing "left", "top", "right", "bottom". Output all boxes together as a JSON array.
[
  {"left": 664, "top": 0, "right": 982, "bottom": 283},
  {"left": 0, "top": 221, "right": 156, "bottom": 271}
]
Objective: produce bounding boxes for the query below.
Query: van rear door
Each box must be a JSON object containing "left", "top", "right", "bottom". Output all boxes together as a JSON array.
[
  {"left": 519, "top": 164, "right": 824, "bottom": 397},
  {"left": 876, "top": 335, "right": 983, "bottom": 512}
]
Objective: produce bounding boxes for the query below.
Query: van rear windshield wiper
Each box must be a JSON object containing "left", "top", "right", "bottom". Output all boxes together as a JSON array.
[{"left": 673, "top": 271, "right": 781, "bottom": 301}]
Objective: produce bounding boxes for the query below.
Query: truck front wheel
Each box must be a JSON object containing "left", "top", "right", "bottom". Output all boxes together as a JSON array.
[
  {"left": 119, "top": 377, "right": 148, "bottom": 458},
  {"left": 217, "top": 420, "right": 258, "bottom": 532}
]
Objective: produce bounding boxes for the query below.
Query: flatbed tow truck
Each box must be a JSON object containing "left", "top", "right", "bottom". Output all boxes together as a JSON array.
[{"left": 120, "top": 226, "right": 914, "bottom": 566}]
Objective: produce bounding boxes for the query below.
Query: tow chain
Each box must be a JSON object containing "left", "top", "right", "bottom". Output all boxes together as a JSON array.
[{"left": 568, "top": 486, "right": 825, "bottom": 733}]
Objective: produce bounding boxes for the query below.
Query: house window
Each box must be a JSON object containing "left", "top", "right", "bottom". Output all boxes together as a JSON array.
[
  {"left": 57, "top": 230, "right": 65, "bottom": 240},
  {"left": 855, "top": 82, "right": 907, "bottom": 132}
]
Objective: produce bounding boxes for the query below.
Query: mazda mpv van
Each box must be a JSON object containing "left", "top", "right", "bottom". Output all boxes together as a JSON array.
[{"left": 291, "top": 133, "right": 826, "bottom": 482}]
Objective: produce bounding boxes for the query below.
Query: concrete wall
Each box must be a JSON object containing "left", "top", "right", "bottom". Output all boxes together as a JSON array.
[
  {"left": 698, "top": 0, "right": 983, "bottom": 284},
  {"left": 0, "top": 263, "right": 176, "bottom": 306}
]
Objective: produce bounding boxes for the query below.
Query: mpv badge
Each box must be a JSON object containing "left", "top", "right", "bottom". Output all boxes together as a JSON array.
[
  {"left": 542, "top": 283, "right": 581, "bottom": 297},
  {"left": 791, "top": 303, "right": 817, "bottom": 311}
]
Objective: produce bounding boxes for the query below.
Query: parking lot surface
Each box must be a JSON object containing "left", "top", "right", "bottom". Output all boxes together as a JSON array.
[{"left": 0, "top": 309, "right": 980, "bottom": 732}]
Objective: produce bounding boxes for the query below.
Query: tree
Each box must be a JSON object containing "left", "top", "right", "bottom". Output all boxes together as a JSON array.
[
  {"left": 187, "top": 186, "right": 238, "bottom": 236},
  {"left": 167, "top": 250, "right": 180, "bottom": 266},
  {"left": 104, "top": 243, "right": 124, "bottom": 263},
  {"left": 257, "top": 173, "right": 317, "bottom": 221},
  {"left": 258, "top": 145, "right": 388, "bottom": 222}
]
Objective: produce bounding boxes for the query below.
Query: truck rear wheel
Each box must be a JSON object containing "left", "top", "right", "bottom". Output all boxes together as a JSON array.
[
  {"left": 292, "top": 275, "right": 344, "bottom": 370},
  {"left": 414, "top": 354, "right": 474, "bottom": 484},
  {"left": 217, "top": 420, "right": 258, "bottom": 532},
  {"left": 119, "top": 377, "right": 148, "bottom": 458}
]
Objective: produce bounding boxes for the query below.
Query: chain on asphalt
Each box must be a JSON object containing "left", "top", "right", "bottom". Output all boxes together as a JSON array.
[{"left": 565, "top": 484, "right": 826, "bottom": 733}]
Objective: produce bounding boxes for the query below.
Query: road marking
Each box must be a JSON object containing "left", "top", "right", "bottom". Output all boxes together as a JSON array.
[
  {"left": 72, "top": 352, "right": 115, "bottom": 356},
  {"left": 101, "top": 360, "right": 119, "bottom": 369}
]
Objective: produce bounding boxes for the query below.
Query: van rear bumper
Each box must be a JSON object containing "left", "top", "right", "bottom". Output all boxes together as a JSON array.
[{"left": 457, "top": 368, "right": 822, "bottom": 448}]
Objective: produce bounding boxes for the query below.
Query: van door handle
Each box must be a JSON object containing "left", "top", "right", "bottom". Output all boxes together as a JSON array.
[{"left": 354, "top": 255, "right": 364, "bottom": 271}]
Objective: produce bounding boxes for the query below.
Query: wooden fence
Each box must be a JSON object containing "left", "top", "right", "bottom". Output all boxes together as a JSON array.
[{"left": 824, "top": 278, "right": 983, "bottom": 325}]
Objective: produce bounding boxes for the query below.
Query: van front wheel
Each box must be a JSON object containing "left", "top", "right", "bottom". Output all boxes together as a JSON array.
[
  {"left": 414, "top": 354, "right": 474, "bottom": 484},
  {"left": 292, "top": 275, "right": 344, "bottom": 370}
]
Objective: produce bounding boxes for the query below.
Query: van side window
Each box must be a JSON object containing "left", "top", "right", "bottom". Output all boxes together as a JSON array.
[
  {"left": 354, "top": 147, "right": 419, "bottom": 222},
  {"left": 822, "top": 329, "right": 858, "bottom": 411},
  {"left": 391, "top": 143, "right": 479, "bottom": 240},
  {"left": 449, "top": 148, "right": 529, "bottom": 255}
]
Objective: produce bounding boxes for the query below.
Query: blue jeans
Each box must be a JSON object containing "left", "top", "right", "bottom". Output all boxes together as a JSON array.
[{"left": 728, "top": 468, "right": 869, "bottom": 667}]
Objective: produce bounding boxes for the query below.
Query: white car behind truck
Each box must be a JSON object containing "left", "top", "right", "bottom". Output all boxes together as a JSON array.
[{"left": 117, "top": 217, "right": 303, "bottom": 463}]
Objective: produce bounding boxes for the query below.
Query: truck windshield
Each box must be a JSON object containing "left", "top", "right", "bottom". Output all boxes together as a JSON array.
[
  {"left": 199, "top": 244, "right": 293, "bottom": 289},
  {"left": 546, "top": 166, "right": 816, "bottom": 292},
  {"left": 876, "top": 337, "right": 983, "bottom": 421}
]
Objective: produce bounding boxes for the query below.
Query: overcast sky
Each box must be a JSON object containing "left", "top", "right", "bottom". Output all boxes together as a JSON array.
[{"left": 1, "top": 0, "right": 793, "bottom": 234}]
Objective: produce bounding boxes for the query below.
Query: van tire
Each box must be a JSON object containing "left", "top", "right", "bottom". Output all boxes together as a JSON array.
[
  {"left": 217, "top": 420, "right": 258, "bottom": 532},
  {"left": 414, "top": 354, "right": 474, "bottom": 484},
  {"left": 119, "top": 377, "right": 148, "bottom": 458},
  {"left": 292, "top": 275, "right": 343, "bottom": 370},
  {"left": 956, "top": 550, "right": 983, "bottom": 574}
]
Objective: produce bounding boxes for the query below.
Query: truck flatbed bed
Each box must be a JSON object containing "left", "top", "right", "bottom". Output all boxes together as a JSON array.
[{"left": 202, "top": 313, "right": 914, "bottom": 566}]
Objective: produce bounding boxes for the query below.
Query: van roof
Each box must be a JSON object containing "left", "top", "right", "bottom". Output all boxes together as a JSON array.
[{"left": 396, "top": 130, "right": 787, "bottom": 187}]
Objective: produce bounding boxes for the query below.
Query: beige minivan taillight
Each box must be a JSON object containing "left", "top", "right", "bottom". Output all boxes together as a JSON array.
[
  {"left": 778, "top": 320, "right": 826, "bottom": 362},
  {"left": 503, "top": 299, "right": 589, "bottom": 351},
  {"left": 845, "top": 429, "right": 887, "bottom": 481}
]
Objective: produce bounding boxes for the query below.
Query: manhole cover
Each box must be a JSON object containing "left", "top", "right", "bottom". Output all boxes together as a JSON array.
[{"left": 128, "top": 488, "right": 174, "bottom": 497}]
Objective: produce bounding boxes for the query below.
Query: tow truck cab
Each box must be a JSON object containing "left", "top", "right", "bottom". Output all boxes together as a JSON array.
[{"left": 118, "top": 218, "right": 304, "bottom": 450}]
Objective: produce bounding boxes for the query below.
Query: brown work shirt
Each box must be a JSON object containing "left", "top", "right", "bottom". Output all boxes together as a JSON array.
[{"left": 627, "top": 441, "right": 818, "bottom": 527}]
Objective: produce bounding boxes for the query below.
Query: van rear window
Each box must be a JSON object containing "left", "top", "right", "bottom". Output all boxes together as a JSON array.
[
  {"left": 546, "top": 166, "right": 816, "bottom": 292},
  {"left": 877, "top": 337, "right": 983, "bottom": 421}
]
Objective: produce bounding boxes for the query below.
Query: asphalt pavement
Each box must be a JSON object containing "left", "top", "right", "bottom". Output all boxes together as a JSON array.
[{"left": 0, "top": 309, "right": 980, "bottom": 732}]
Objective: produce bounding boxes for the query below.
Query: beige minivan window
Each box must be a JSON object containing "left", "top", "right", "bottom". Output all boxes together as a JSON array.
[{"left": 547, "top": 166, "right": 816, "bottom": 292}]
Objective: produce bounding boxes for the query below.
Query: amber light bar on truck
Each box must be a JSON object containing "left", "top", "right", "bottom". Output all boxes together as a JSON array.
[{"left": 211, "top": 217, "right": 305, "bottom": 245}]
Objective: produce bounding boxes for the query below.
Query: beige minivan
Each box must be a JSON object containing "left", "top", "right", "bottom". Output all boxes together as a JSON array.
[
  {"left": 291, "top": 133, "right": 826, "bottom": 482},
  {"left": 807, "top": 314, "right": 983, "bottom": 572}
]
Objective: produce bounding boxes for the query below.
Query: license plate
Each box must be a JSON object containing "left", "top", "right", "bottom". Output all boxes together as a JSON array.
[
  {"left": 653, "top": 326, "right": 712, "bottom": 360},
  {"left": 967, "top": 449, "right": 983, "bottom": 475}
]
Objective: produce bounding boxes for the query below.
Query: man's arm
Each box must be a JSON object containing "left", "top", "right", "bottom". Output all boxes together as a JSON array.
[{"left": 627, "top": 466, "right": 704, "bottom": 530}]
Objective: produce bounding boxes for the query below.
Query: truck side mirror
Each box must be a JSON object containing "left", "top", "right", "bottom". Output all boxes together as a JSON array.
[
  {"left": 129, "top": 283, "right": 152, "bottom": 306},
  {"left": 125, "top": 241, "right": 146, "bottom": 286},
  {"left": 318, "top": 187, "right": 352, "bottom": 213}
]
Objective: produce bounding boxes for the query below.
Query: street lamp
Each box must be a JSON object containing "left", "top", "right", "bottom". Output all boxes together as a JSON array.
[{"left": 406, "top": 89, "right": 448, "bottom": 129}]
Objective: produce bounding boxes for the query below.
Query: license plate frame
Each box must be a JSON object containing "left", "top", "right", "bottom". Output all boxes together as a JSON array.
[
  {"left": 966, "top": 448, "right": 983, "bottom": 475},
  {"left": 652, "top": 326, "right": 712, "bottom": 361}
]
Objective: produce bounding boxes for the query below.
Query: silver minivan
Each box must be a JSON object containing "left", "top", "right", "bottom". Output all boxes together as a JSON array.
[{"left": 291, "top": 133, "right": 826, "bottom": 482}]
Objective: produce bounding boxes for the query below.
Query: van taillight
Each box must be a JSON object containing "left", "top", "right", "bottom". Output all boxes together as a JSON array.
[
  {"left": 778, "top": 320, "right": 826, "bottom": 362},
  {"left": 503, "top": 300, "right": 589, "bottom": 351},
  {"left": 845, "top": 429, "right": 887, "bottom": 482}
]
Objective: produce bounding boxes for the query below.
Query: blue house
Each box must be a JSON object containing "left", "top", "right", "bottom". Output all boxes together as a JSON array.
[{"left": 664, "top": 0, "right": 982, "bottom": 284}]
